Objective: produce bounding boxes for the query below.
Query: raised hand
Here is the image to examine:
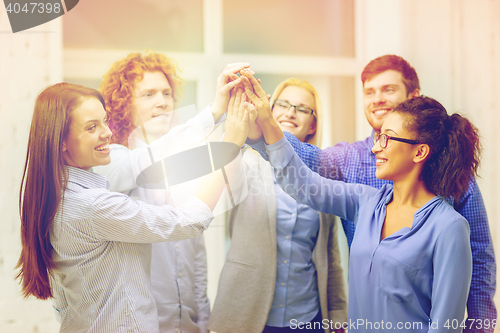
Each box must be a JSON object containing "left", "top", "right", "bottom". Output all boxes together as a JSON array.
[
  {"left": 224, "top": 89, "right": 249, "bottom": 147},
  {"left": 239, "top": 70, "right": 283, "bottom": 145},
  {"left": 211, "top": 63, "right": 252, "bottom": 121},
  {"left": 245, "top": 101, "right": 263, "bottom": 141},
  {"left": 239, "top": 69, "right": 272, "bottom": 124}
]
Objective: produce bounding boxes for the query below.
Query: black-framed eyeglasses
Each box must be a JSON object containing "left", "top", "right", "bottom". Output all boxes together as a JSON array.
[
  {"left": 273, "top": 99, "right": 315, "bottom": 116},
  {"left": 374, "top": 133, "right": 420, "bottom": 148}
]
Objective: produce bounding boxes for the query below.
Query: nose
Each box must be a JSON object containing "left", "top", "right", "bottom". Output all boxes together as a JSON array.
[
  {"left": 284, "top": 105, "right": 297, "bottom": 117},
  {"left": 101, "top": 123, "right": 113, "bottom": 140},
  {"left": 155, "top": 92, "right": 168, "bottom": 108},
  {"left": 372, "top": 135, "right": 382, "bottom": 154},
  {"left": 373, "top": 90, "right": 386, "bottom": 105}
]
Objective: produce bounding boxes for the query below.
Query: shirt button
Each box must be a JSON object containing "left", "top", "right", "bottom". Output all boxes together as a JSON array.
[
  {"left": 284, "top": 260, "right": 287, "bottom": 264},
  {"left": 176, "top": 244, "right": 179, "bottom": 248},
  {"left": 280, "top": 304, "right": 284, "bottom": 308},
  {"left": 175, "top": 329, "right": 178, "bottom": 332},
  {"left": 286, "top": 235, "right": 289, "bottom": 239},
  {"left": 178, "top": 273, "right": 182, "bottom": 277},
  {"left": 291, "top": 213, "right": 295, "bottom": 217},
  {"left": 281, "top": 282, "right": 285, "bottom": 286}
]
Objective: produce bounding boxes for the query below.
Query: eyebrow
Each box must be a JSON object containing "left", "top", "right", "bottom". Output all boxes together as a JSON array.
[
  {"left": 364, "top": 84, "right": 400, "bottom": 92},
  {"left": 83, "top": 117, "right": 106, "bottom": 125},
  {"left": 140, "top": 87, "right": 172, "bottom": 93},
  {"left": 383, "top": 128, "right": 399, "bottom": 135},
  {"left": 279, "top": 99, "right": 312, "bottom": 108}
]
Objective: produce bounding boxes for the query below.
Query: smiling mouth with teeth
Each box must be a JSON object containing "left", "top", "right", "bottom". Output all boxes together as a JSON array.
[
  {"left": 373, "top": 109, "right": 390, "bottom": 116},
  {"left": 95, "top": 144, "right": 109, "bottom": 151},
  {"left": 280, "top": 121, "right": 297, "bottom": 127}
]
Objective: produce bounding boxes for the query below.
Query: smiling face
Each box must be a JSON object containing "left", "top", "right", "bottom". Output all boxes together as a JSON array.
[
  {"left": 363, "top": 70, "right": 418, "bottom": 133},
  {"left": 272, "top": 85, "right": 316, "bottom": 142},
  {"left": 63, "top": 97, "right": 112, "bottom": 171},
  {"left": 131, "top": 71, "right": 174, "bottom": 140},
  {"left": 371, "top": 112, "right": 420, "bottom": 182}
]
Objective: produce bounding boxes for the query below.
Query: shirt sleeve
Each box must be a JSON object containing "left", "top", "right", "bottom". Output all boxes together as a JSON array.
[
  {"left": 90, "top": 193, "right": 214, "bottom": 243},
  {"left": 266, "top": 136, "right": 377, "bottom": 222},
  {"left": 429, "top": 217, "right": 472, "bottom": 333},
  {"left": 251, "top": 131, "right": 350, "bottom": 182},
  {"left": 326, "top": 215, "right": 348, "bottom": 326},
  {"left": 455, "top": 180, "right": 497, "bottom": 333},
  {"left": 93, "top": 105, "right": 217, "bottom": 193},
  {"left": 193, "top": 235, "right": 210, "bottom": 333}
]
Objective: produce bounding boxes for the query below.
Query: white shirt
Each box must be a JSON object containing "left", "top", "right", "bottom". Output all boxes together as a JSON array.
[
  {"left": 94, "top": 106, "right": 222, "bottom": 333},
  {"left": 51, "top": 167, "right": 213, "bottom": 333}
]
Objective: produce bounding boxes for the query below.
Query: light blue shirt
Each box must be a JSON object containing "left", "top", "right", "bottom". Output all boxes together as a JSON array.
[
  {"left": 267, "top": 137, "right": 472, "bottom": 333},
  {"left": 266, "top": 177, "right": 320, "bottom": 327},
  {"left": 252, "top": 131, "right": 496, "bottom": 333}
]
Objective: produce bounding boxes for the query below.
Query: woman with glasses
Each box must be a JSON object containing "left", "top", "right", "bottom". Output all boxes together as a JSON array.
[
  {"left": 209, "top": 78, "right": 347, "bottom": 333},
  {"left": 241, "top": 74, "right": 476, "bottom": 333}
]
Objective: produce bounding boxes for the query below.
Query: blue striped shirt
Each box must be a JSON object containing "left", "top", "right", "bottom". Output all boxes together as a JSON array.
[
  {"left": 252, "top": 131, "right": 496, "bottom": 333},
  {"left": 50, "top": 166, "right": 213, "bottom": 333}
]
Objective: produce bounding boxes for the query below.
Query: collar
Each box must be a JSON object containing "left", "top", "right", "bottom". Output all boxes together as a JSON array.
[{"left": 66, "top": 166, "right": 109, "bottom": 190}]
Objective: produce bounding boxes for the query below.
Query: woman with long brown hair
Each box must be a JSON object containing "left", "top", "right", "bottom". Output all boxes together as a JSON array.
[{"left": 16, "top": 82, "right": 248, "bottom": 332}]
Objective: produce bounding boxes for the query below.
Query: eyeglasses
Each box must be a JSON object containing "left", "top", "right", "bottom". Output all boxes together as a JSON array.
[
  {"left": 374, "top": 133, "right": 420, "bottom": 148},
  {"left": 273, "top": 99, "right": 315, "bottom": 116}
]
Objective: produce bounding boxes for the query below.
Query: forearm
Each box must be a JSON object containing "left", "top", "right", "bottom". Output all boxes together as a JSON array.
[
  {"left": 247, "top": 121, "right": 263, "bottom": 141},
  {"left": 267, "top": 137, "right": 371, "bottom": 220},
  {"left": 257, "top": 116, "right": 283, "bottom": 145}
]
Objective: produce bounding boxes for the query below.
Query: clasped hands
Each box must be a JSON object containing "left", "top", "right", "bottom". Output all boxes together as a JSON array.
[{"left": 221, "top": 64, "right": 283, "bottom": 147}]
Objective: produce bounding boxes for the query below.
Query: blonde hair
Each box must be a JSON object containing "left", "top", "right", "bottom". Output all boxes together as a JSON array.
[{"left": 270, "top": 78, "right": 323, "bottom": 147}]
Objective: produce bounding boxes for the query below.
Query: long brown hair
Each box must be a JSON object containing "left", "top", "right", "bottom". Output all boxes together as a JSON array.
[{"left": 16, "top": 83, "right": 105, "bottom": 299}]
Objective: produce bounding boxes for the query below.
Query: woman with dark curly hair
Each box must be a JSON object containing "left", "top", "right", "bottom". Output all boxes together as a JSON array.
[{"left": 241, "top": 73, "right": 477, "bottom": 332}]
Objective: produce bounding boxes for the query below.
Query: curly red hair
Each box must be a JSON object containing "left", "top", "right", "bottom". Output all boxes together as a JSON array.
[{"left": 99, "top": 52, "right": 184, "bottom": 146}]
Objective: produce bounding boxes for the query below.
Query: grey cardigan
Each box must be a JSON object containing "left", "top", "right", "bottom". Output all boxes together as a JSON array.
[{"left": 208, "top": 146, "right": 347, "bottom": 333}]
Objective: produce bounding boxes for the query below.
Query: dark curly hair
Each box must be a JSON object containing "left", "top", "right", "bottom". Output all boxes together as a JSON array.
[
  {"left": 394, "top": 96, "right": 481, "bottom": 201},
  {"left": 99, "top": 52, "right": 184, "bottom": 146}
]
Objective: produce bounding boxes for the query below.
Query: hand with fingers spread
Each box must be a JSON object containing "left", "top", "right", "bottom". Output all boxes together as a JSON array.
[
  {"left": 239, "top": 69, "right": 283, "bottom": 145},
  {"left": 223, "top": 89, "right": 250, "bottom": 147},
  {"left": 245, "top": 101, "right": 263, "bottom": 141},
  {"left": 211, "top": 63, "right": 252, "bottom": 121},
  {"left": 239, "top": 69, "right": 273, "bottom": 124}
]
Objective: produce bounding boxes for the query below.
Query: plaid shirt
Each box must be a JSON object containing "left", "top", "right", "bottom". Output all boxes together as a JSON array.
[{"left": 252, "top": 131, "right": 496, "bottom": 333}]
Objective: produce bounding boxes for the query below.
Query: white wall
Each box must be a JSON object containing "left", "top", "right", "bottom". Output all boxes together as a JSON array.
[{"left": 0, "top": 6, "right": 63, "bottom": 332}]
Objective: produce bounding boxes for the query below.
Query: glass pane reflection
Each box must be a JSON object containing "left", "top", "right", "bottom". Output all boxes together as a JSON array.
[{"left": 223, "top": 0, "right": 354, "bottom": 57}]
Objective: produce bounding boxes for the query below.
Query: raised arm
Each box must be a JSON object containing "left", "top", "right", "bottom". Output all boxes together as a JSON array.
[
  {"left": 210, "top": 63, "right": 249, "bottom": 121},
  {"left": 266, "top": 136, "right": 376, "bottom": 222},
  {"left": 94, "top": 104, "right": 221, "bottom": 193},
  {"left": 240, "top": 70, "right": 284, "bottom": 145}
]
